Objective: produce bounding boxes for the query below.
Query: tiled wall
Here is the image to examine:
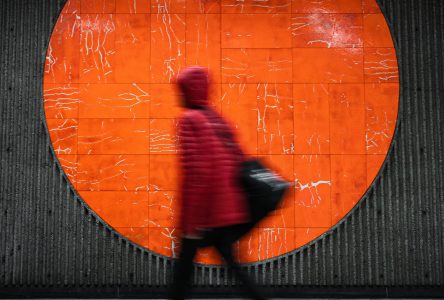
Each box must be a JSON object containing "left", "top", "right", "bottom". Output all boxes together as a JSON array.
[{"left": 44, "top": 0, "right": 399, "bottom": 264}]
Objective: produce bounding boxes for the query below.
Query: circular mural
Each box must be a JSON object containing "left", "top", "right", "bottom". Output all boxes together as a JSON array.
[{"left": 43, "top": 0, "right": 399, "bottom": 264}]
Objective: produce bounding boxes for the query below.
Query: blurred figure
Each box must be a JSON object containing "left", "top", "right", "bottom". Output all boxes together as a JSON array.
[{"left": 171, "top": 66, "right": 265, "bottom": 300}]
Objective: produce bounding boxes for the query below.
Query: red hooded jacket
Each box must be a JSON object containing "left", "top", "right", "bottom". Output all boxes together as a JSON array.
[{"left": 177, "top": 67, "right": 250, "bottom": 235}]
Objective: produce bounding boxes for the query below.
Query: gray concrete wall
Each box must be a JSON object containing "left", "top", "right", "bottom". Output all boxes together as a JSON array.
[{"left": 0, "top": 0, "right": 443, "bottom": 297}]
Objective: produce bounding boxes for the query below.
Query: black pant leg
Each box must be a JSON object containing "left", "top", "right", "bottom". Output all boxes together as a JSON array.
[
  {"left": 214, "top": 230, "right": 267, "bottom": 300},
  {"left": 171, "top": 238, "right": 198, "bottom": 300}
]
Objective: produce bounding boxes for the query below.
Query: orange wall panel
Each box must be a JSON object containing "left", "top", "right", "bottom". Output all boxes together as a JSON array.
[
  {"left": 186, "top": 14, "right": 221, "bottom": 81},
  {"left": 77, "top": 119, "right": 150, "bottom": 154},
  {"left": 78, "top": 84, "right": 150, "bottom": 118},
  {"left": 116, "top": 0, "right": 151, "bottom": 13},
  {"left": 291, "top": 0, "right": 362, "bottom": 14},
  {"left": 222, "top": 49, "right": 292, "bottom": 83},
  {"left": 76, "top": 155, "right": 149, "bottom": 191},
  {"left": 222, "top": 0, "right": 291, "bottom": 13},
  {"left": 222, "top": 14, "right": 292, "bottom": 48},
  {"left": 291, "top": 14, "right": 363, "bottom": 48}
]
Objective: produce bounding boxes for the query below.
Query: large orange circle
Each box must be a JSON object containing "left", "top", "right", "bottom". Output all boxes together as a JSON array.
[{"left": 44, "top": 0, "right": 399, "bottom": 264}]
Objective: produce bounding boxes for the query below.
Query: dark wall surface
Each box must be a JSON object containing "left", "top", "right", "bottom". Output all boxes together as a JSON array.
[{"left": 0, "top": 0, "right": 443, "bottom": 298}]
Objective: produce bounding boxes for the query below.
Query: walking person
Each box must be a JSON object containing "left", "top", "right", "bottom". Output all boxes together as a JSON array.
[{"left": 171, "top": 66, "right": 266, "bottom": 300}]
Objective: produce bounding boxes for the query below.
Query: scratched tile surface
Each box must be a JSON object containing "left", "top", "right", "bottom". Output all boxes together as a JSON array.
[{"left": 44, "top": 0, "right": 399, "bottom": 264}]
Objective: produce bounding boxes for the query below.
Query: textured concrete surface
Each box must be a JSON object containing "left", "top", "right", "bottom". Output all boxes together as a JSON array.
[
  {"left": 0, "top": 0, "right": 443, "bottom": 298},
  {"left": 1, "top": 299, "right": 442, "bottom": 300}
]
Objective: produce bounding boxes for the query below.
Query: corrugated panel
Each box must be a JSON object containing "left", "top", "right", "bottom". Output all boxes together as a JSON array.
[{"left": 0, "top": 0, "right": 443, "bottom": 297}]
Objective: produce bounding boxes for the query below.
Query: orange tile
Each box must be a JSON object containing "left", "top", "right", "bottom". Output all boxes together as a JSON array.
[
  {"left": 330, "top": 155, "right": 366, "bottom": 224},
  {"left": 115, "top": 0, "right": 151, "bottom": 13},
  {"left": 61, "top": 0, "right": 80, "bottom": 14},
  {"left": 366, "top": 154, "right": 385, "bottom": 186},
  {"left": 149, "top": 119, "right": 178, "bottom": 153},
  {"left": 187, "top": 0, "right": 220, "bottom": 13},
  {"left": 293, "top": 84, "right": 330, "bottom": 154},
  {"left": 80, "top": 0, "right": 116, "bottom": 13},
  {"left": 364, "top": 48, "right": 399, "bottom": 83},
  {"left": 292, "top": 48, "right": 363, "bottom": 84},
  {"left": 291, "top": 0, "right": 362, "bottom": 13},
  {"left": 294, "top": 155, "right": 331, "bottom": 228},
  {"left": 147, "top": 227, "right": 181, "bottom": 258},
  {"left": 79, "top": 14, "right": 116, "bottom": 83},
  {"left": 186, "top": 14, "right": 221, "bottom": 82},
  {"left": 44, "top": 84, "right": 80, "bottom": 119},
  {"left": 149, "top": 154, "right": 179, "bottom": 191},
  {"left": 221, "top": 14, "right": 292, "bottom": 48},
  {"left": 363, "top": 14, "right": 394, "bottom": 47},
  {"left": 148, "top": 191, "right": 179, "bottom": 227},
  {"left": 77, "top": 119, "right": 149, "bottom": 154},
  {"left": 233, "top": 228, "right": 259, "bottom": 263},
  {"left": 57, "top": 155, "right": 78, "bottom": 188},
  {"left": 257, "top": 228, "right": 295, "bottom": 260},
  {"left": 46, "top": 119, "right": 78, "bottom": 155},
  {"left": 113, "top": 14, "right": 150, "bottom": 83},
  {"left": 222, "top": 49, "right": 292, "bottom": 83},
  {"left": 258, "top": 189, "right": 295, "bottom": 228},
  {"left": 195, "top": 247, "right": 224, "bottom": 265},
  {"left": 150, "top": 14, "right": 186, "bottom": 83},
  {"left": 294, "top": 227, "right": 329, "bottom": 248},
  {"left": 44, "top": 14, "right": 80, "bottom": 84},
  {"left": 365, "top": 83, "right": 399, "bottom": 154},
  {"left": 151, "top": 0, "right": 186, "bottom": 13},
  {"left": 291, "top": 14, "right": 363, "bottom": 48},
  {"left": 80, "top": 191, "right": 149, "bottom": 227},
  {"left": 221, "top": 84, "right": 258, "bottom": 155},
  {"left": 363, "top": 0, "right": 381, "bottom": 13},
  {"left": 115, "top": 227, "right": 150, "bottom": 248},
  {"left": 256, "top": 84, "right": 293, "bottom": 154},
  {"left": 76, "top": 155, "right": 149, "bottom": 191},
  {"left": 329, "top": 84, "right": 366, "bottom": 154},
  {"left": 150, "top": 84, "right": 182, "bottom": 118},
  {"left": 222, "top": 0, "right": 291, "bottom": 13},
  {"left": 208, "top": 84, "right": 222, "bottom": 112},
  {"left": 79, "top": 84, "right": 150, "bottom": 118}
]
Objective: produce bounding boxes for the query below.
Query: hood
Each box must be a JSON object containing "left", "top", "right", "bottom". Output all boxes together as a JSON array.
[{"left": 176, "top": 66, "right": 209, "bottom": 108}]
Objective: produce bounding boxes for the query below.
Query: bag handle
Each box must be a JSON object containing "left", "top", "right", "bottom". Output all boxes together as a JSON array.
[{"left": 200, "top": 108, "right": 245, "bottom": 157}]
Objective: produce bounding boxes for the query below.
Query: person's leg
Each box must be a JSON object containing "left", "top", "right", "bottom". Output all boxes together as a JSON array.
[
  {"left": 171, "top": 238, "right": 198, "bottom": 300},
  {"left": 213, "top": 229, "right": 267, "bottom": 300}
]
